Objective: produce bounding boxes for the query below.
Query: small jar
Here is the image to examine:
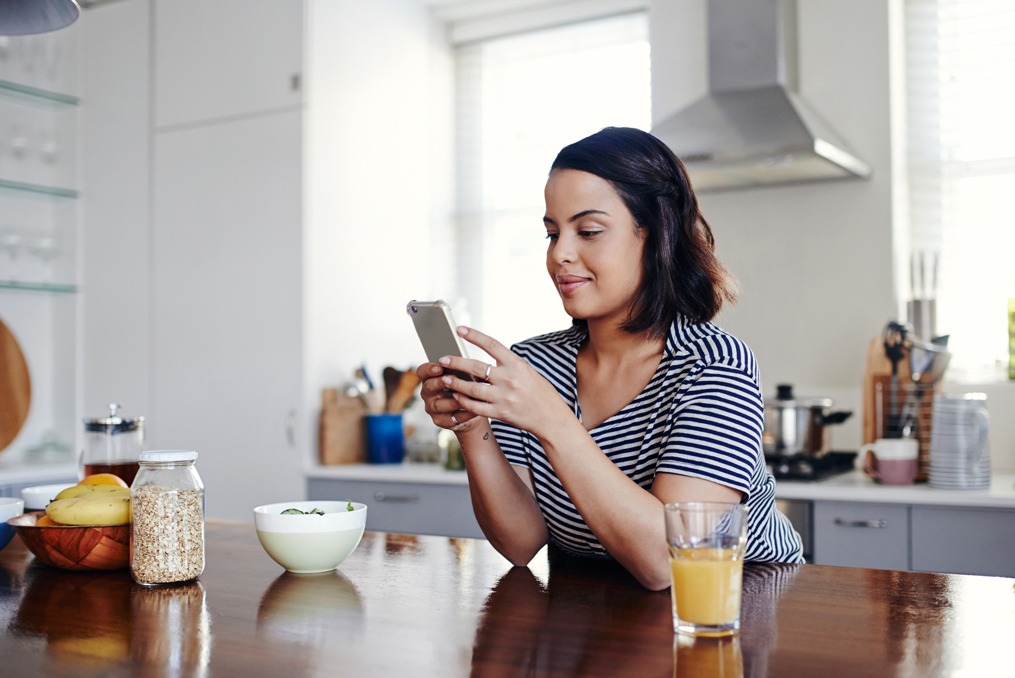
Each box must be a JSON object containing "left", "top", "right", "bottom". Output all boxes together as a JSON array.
[{"left": 130, "top": 450, "right": 205, "bottom": 587}]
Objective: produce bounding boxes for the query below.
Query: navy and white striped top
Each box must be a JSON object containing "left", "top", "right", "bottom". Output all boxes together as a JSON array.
[{"left": 490, "top": 316, "right": 804, "bottom": 563}]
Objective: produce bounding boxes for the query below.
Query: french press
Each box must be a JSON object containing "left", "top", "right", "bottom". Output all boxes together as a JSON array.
[{"left": 81, "top": 403, "right": 145, "bottom": 485}]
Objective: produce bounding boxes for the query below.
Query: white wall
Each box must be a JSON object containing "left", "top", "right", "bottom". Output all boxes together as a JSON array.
[
  {"left": 304, "top": 0, "right": 454, "bottom": 462},
  {"left": 651, "top": 0, "right": 896, "bottom": 452}
]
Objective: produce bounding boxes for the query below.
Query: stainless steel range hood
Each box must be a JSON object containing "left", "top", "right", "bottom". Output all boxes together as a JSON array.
[{"left": 652, "top": 0, "right": 871, "bottom": 191}]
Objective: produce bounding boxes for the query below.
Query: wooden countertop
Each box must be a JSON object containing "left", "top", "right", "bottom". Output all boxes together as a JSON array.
[{"left": 1, "top": 521, "right": 1012, "bottom": 677}]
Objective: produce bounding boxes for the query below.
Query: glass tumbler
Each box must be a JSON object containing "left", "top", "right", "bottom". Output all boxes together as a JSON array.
[{"left": 665, "top": 502, "right": 749, "bottom": 636}]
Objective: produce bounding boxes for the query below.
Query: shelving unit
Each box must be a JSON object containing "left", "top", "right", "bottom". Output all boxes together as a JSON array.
[{"left": 0, "top": 31, "right": 80, "bottom": 476}]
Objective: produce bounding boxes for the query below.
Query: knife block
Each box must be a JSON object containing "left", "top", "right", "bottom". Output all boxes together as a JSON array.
[{"left": 319, "top": 388, "right": 368, "bottom": 465}]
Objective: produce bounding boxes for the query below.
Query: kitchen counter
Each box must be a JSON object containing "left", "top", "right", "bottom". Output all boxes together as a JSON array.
[
  {"left": 307, "top": 461, "right": 469, "bottom": 485},
  {"left": 776, "top": 469, "right": 1015, "bottom": 508},
  {"left": 1, "top": 521, "right": 1012, "bottom": 677}
]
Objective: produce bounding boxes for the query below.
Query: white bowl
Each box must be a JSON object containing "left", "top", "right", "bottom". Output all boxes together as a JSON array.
[
  {"left": 0, "top": 497, "right": 25, "bottom": 551},
  {"left": 20, "top": 483, "right": 76, "bottom": 511},
  {"left": 253, "top": 501, "right": 367, "bottom": 574}
]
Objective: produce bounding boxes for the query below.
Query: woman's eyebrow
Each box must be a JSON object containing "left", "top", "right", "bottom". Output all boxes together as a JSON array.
[
  {"left": 569, "top": 209, "right": 608, "bottom": 222},
  {"left": 543, "top": 209, "right": 609, "bottom": 226}
]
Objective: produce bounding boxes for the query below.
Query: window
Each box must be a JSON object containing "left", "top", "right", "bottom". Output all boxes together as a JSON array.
[
  {"left": 906, "top": 0, "right": 1015, "bottom": 379},
  {"left": 453, "top": 12, "right": 651, "bottom": 347}
]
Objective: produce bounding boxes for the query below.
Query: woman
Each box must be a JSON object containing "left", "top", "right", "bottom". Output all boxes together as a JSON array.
[{"left": 417, "top": 127, "right": 803, "bottom": 591}]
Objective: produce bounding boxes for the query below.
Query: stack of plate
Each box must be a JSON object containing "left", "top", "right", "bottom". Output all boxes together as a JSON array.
[{"left": 928, "top": 394, "right": 990, "bottom": 490}]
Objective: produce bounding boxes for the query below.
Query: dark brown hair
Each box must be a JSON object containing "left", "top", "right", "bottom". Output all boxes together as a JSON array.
[{"left": 550, "top": 127, "right": 736, "bottom": 337}]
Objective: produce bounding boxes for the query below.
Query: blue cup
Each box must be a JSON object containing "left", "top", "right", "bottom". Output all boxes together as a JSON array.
[{"left": 365, "top": 414, "right": 405, "bottom": 464}]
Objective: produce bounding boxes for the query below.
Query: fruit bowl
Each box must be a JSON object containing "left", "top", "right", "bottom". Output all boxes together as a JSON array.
[
  {"left": 253, "top": 501, "right": 367, "bottom": 574},
  {"left": 7, "top": 512, "right": 130, "bottom": 571}
]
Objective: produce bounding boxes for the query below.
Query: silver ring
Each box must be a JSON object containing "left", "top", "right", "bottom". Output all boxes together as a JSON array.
[
  {"left": 451, "top": 413, "right": 458, "bottom": 425},
  {"left": 484, "top": 364, "right": 492, "bottom": 380}
]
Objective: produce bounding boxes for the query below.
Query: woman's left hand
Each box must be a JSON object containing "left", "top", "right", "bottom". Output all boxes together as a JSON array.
[{"left": 438, "top": 326, "right": 572, "bottom": 440}]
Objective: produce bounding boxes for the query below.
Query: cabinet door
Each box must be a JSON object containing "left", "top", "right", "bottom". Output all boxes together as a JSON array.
[
  {"left": 911, "top": 506, "right": 1015, "bottom": 577},
  {"left": 813, "top": 501, "right": 909, "bottom": 570},
  {"left": 152, "top": 111, "right": 303, "bottom": 521},
  {"left": 307, "top": 479, "right": 485, "bottom": 540},
  {"left": 154, "top": 0, "right": 303, "bottom": 128}
]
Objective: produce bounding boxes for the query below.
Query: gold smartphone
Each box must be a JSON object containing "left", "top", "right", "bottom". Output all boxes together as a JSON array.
[{"left": 406, "top": 300, "right": 473, "bottom": 380}]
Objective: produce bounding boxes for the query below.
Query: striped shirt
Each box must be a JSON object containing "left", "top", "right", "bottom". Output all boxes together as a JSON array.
[{"left": 490, "top": 316, "right": 804, "bottom": 563}]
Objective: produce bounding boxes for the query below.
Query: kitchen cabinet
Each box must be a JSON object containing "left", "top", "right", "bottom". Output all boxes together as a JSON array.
[
  {"left": 152, "top": 109, "right": 304, "bottom": 519},
  {"left": 154, "top": 0, "right": 303, "bottom": 128},
  {"left": 911, "top": 506, "right": 1015, "bottom": 577},
  {"left": 308, "top": 477, "right": 484, "bottom": 539},
  {"left": 812, "top": 501, "right": 909, "bottom": 570},
  {"left": 307, "top": 465, "right": 484, "bottom": 539},
  {"left": 779, "top": 472, "right": 1015, "bottom": 576}
]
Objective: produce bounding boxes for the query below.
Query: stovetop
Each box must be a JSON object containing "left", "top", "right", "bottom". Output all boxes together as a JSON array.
[{"left": 766, "top": 451, "right": 858, "bottom": 482}]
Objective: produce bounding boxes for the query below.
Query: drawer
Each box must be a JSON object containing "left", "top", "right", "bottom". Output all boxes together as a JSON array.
[
  {"left": 813, "top": 501, "right": 909, "bottom": 570},
  {"left": 911, "top": 505, "right": 1015, "bottom": 577},
  {"left": 307, "top": 478, "right": 484, "bottom": 539}
]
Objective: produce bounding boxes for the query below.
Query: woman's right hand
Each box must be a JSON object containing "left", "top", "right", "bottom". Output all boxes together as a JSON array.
[{"left": 416, "top": 363, "right": 484, "bottom": 433}]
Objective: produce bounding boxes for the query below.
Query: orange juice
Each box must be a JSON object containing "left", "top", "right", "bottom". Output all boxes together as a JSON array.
[{"left": 669, "top": 548, "right": 743, "bottom": 628}]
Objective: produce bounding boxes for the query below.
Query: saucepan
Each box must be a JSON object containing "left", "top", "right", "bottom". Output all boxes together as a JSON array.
[{"left": 762, "top": 385, "right": 852, "bottom": 459}]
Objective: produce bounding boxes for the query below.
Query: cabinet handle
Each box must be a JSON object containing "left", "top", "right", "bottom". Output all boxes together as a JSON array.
[
  {"left": 834, "top": 518, "right": 888, "bottom": 529},
  {"left": 374, "top": 491, "right": 420, "bottom": 503}
]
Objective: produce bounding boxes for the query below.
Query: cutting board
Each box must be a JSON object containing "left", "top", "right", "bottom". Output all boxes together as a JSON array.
[{"left": 0, "top": 317, "right": 31, "bottom": 453}]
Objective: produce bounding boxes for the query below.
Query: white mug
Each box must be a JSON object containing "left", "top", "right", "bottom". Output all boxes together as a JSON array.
[
  {"left": 861, "top": 438, "right": 918, "bottom": 485},
  {"left": 929, "top": 393, "right": 990, "bottom": 490}
]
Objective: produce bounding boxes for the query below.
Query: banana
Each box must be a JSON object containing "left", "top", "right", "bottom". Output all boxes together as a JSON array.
[
  {"left": 46, "top": 496, "right": 132, "bottom": 526},
  {"left": 53, "top": 485, "right": 131, "bottom": 502}
]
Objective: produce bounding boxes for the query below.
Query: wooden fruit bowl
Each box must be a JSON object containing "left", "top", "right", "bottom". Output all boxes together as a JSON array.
[{"left": 7, "top": 512, "right": 129, "bottom": 571}]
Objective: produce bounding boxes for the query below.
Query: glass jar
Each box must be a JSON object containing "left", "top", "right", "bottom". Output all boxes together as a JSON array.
[{"left": 130, "top": 450, "right": 205, "bottom": 587}]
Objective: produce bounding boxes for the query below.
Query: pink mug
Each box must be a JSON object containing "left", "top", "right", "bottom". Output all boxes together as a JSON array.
[{"left": 862, "top": 438, "right": 919, "bottom": 486}]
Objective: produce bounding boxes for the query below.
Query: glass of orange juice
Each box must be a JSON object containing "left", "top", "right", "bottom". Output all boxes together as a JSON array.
[{"left": 664, "top": 502, "right": 749, "bottom": 636}]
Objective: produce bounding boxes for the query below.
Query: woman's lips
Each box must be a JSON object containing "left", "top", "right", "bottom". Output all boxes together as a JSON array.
[{"left": 557, "top": 276, "right": 590, "bottom": 295}]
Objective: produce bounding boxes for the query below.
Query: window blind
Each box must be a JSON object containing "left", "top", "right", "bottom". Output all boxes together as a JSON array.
[{"left": 906, "top": 0, "right": 1015, "bottom": 376}]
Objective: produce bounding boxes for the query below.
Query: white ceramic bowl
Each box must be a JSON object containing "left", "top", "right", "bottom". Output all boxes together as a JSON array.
[
  {"left": 253, "top": 501, "right": 367, "bottom": 574},
  {"left": 0, "top": 497, "right": 25, "bottom": 551},
  {"left": 20, "top": 483, "right": 76, "bottom": 511}
]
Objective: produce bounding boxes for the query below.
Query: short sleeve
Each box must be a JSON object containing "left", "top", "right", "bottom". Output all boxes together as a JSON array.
[
  {"left": 490, "top": 419, "right": 530, "bottom": 468},
  {"left": 657, "top": 360, "right": 764, "bottom": 497}
]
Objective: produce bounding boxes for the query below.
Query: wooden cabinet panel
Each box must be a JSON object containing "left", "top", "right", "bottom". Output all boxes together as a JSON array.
[
  {"left": 911, "top": 506, "right": 1015, "bottom": 578},
  {"left": 308, "top": 479, "right": 484, "bottom": 540},
  {"left": 813, "top": 501, "right": 909, "bottom": 570}
]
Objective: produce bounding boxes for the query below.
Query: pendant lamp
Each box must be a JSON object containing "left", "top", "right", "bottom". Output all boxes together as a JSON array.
[{"left": 0, "top": 0, "right": 80, "bottom": 36}]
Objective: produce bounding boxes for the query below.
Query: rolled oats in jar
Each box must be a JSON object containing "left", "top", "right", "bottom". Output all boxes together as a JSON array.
[{"left": 130, "top": 450, "right": 206, "bottom": 586}]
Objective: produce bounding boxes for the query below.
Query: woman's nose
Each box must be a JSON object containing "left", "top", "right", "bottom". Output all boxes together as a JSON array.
[{"left": 551, "top": 233, "right": 577, "bottom": 264}]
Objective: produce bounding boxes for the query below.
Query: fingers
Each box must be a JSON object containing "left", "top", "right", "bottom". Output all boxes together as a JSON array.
[
  {"left": 416, "top": 362, "right": 443, "bottom": 382},
  {"left": 452, "top": 391, "right": 498, "bottom": 419},
  {"left": 440, "top": 373, "right": 491, "bottom": 400},
  {"left": 437, "top": 354, "right": 489, "bottom": 380},
  {"left": 455, "top": 326, "right": 515, "bottom": 364}
]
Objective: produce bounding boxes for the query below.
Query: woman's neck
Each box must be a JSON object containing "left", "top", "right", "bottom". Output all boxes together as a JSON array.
[{"left": 582, "top": 317, "right": 665, "bottom": 367}]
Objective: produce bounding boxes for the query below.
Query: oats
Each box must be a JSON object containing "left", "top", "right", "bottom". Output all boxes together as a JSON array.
[{"left": 131, "top": 485, "right": 204, "bottom": 585}]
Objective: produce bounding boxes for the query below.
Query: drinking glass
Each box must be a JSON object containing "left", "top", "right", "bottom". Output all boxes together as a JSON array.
[{"left": 665, "top": 502, "right": 749, "bottom": 636}]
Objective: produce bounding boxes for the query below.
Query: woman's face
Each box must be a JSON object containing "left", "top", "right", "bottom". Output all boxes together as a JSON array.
[{"left": 543, "top": 169, "right": 645, "bottom": 325}]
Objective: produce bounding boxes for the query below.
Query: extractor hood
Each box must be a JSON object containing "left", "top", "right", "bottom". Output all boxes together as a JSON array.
[{"left": 652, "top": 0, "right": 871, "bottom": 191}]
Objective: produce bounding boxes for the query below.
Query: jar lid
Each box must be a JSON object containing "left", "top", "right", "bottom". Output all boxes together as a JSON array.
[
  {"left": 84, "top": 403, "right": 144, "bottom": 434},
  {"left": 139, "top": 450, "right": 198, "bottom": 463}
]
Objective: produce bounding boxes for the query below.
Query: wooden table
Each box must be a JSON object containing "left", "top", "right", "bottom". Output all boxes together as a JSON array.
[{"left": 0, "top": 521, "right": 1012, "bottom": 677}]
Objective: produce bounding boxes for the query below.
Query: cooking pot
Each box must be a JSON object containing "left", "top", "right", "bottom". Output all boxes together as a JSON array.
[{"left": 763, "top": 385, "right": 852, "bottom": 458}]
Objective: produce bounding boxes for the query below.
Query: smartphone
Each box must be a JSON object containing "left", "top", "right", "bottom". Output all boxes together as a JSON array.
[{"left": 406, "top": 300, "right": 471, "bottom": 376}]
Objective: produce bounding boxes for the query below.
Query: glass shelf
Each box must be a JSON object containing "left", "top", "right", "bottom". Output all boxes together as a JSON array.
[
  {"left": 0, "top": 178, "right": 78, "bottom": 199},
  {"left": 0, "top": 79, "right": 79, "bottom": 108},
  {"left": 0, "top": 280, "right": 78, "bottom": 294}
]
